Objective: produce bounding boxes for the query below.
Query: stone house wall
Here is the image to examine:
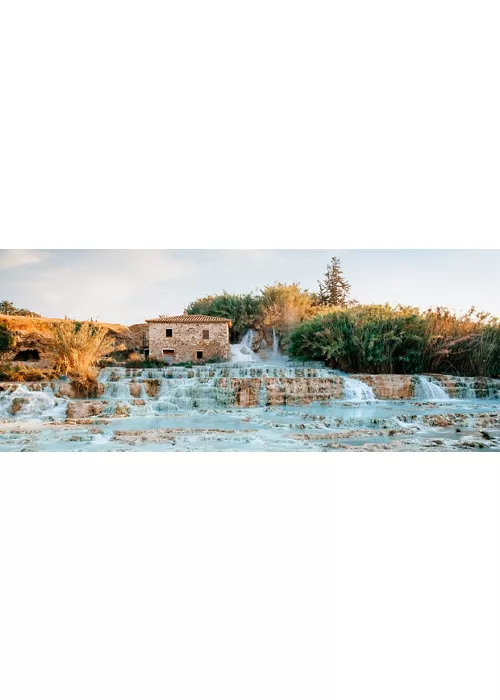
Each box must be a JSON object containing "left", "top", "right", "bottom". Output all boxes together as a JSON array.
[{"left": 148, "top": 322, "right": 230, "bottom": 363}]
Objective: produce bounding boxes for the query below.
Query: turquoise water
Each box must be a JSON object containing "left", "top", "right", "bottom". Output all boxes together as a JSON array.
[{"left": 1, "top": 365, "right": 499, "bottom": 452}]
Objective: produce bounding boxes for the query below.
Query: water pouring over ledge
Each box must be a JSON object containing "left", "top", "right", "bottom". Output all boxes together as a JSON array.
[
  {"left": 231, "top": 328, "right": 290, "bottom": 365},
  {"left": 342, "top": 375, "right": 376, "bottom": 401},
  {"left": 230, "top": 330, "right": 260, "bottom": 363},
  {"left": 414, "top": 376, "right": 451, "bottom": 401}
]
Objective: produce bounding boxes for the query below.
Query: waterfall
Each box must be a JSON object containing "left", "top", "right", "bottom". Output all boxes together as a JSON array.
[
  {"left": 230, "top": 330, "right": 260, "bottom": 363},
  {"left": 342, "top": 376, "right": 376, "bottom": 401},
  {"left": 456, "top": 377, "right": 476, "bottom": 399},
  {"left": 0, "top": 384, "right": 66, "bottom": 420},
  {"left": 272, "top": 328, "right": 279, "bottom": 356},
  {"left": 103, "top": 381, "right": 131, "bottom": 399},
  {"left": 415, "top": 376, "right": 450, "bottom": 401},
  {"left": 268, "top": 328, "right": 289, "bottom": 365},
  {"left": 4, "top": 367, "right": 493, "bottom": 429}
]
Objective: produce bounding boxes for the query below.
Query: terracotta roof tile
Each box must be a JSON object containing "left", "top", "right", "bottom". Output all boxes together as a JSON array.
[{"left": 145, "top": 315, "right": 231, "bottom": 325}]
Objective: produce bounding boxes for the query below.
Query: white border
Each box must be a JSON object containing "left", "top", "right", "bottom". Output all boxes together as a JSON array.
[
  {"left": 1, "top": 453, "right": 499, "bottom": 699},
  {"left": 1, "top": 0, "right": 499, "bottom": 695}
]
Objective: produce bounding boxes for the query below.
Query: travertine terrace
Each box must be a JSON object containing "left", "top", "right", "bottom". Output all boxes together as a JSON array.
[{"left": 0, "top": 364, "right": 499, "bottom": 452}]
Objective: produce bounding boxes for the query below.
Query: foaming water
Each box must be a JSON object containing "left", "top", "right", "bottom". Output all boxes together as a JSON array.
[
  {"left": 415, "top": 376, "right": 450, "bottom": 401},
  {"left": 342, "top": 375, "right": 376, "bottom": 401},
  {"left": 0, "top": 384, "right": 67, "bottom": 421},
  {"left": 230, "top": 330, "right": 260, "bottom": 363},
  {"left": 269, "top": 329, "right": 289, "bottom": 364}
]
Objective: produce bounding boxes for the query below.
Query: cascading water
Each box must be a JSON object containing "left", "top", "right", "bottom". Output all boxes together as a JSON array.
[
  {"left": 230, "top": 329, "right": 260, "bottom": 363},
  {"left": 455, "top": 377, "right": 476, "bottom": 399},
  {"left": 415, "top": 376, "right": 450, "bottom": 401},
  {"left": 1, "top": 365, "right": 499, "bottom": 452},
  {"left": 0, "top": 384, "right": 67, "bottom": 420},
  {"left": 342, "top": 376, "right": 376, "bottom": 401},
  {"left": 269, "top": 328, "right": 289, "bottom": 364}
]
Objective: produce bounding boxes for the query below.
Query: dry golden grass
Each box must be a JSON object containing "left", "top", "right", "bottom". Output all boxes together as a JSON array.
[
  {"left": 0, "top": 314, "right": 129, "bottom": 335},
  {"left": 43, "top": 321, "right": 115, "bottom": 396},
  {"left": 0, "top": 364, "right": 59, "bottom": 382}
]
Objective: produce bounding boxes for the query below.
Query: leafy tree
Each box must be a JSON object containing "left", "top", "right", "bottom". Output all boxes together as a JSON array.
[
  {"left": 259, "top": 283, "right": 316, "bottom": 333},
  {"left": 0, "top": 301, "right": 16, "bottom": 315},
  {"left": 0, "top": 300, "right": 40, "bottom": 317},
  {"left": 317, "top": 257, "right": 356, "bottom": 307},
  {"left": 186, "top": 293, "right": 262, "bottom": 342}
]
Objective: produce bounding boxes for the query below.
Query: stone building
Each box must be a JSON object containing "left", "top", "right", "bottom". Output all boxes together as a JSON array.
[{"left": 145, "top": 313, "right": 231, "bottom": 364}]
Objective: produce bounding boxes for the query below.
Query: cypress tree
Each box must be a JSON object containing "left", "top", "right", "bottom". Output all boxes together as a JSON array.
[{"left": 317, "top": 257, "right": 355, "bottom": 307}]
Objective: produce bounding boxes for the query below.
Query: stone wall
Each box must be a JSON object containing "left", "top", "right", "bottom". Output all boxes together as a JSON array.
[{"left": 148, "top": 322, "right": 230, "bottom": 363}]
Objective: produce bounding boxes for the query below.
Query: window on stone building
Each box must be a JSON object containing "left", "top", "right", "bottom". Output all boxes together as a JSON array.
[
  {"left": 203, "top": 330, "right": 209, "bottom": 340},
  {"left": 166, "top": 328, "right": 172, "bottom": 337},
  {"left": 197, "top": 351, "right": 203, "bottom": 359}
]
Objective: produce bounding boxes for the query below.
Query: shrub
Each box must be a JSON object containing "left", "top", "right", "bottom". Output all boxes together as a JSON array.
[
  {"left": 204, "top": 355, "right": 226, "bottom": 364},
  {"left": 259, "top": 283, "right": 316, "bottom": 335},
  {"left": 123, "top": 360, "right": 143, "bottom": 368},
  {"left": 0, "top": 363, "right": 58, "bottom": 382},
  {"left": 288, "top": 305, "right": 500, "bottom": 377},
  {"left": 0, "top": 322, "right": 14, "bottom": 354},
  {"left": 423, "top": 307, "right": 500, "bottom": 377},
  {"left": 43, "top": 321, "right": 115, "bottom": 396},
  {"left": 141, "top": 358, "right": 164, "bottom": 369},
  {"left": 99, "top": 357, "right": 117, "bottom": 367}
]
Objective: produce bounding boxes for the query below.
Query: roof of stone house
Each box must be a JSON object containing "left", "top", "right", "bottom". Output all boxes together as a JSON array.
[{"left": 145, "top": 315, "right": 232, "bottom": 325}]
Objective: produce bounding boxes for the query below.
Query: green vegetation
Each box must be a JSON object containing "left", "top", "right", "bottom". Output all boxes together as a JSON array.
[
  {"left": 288, "top": 305, "right": 500, "bottom": 377},
  {"left": 187, "top": 284, "right": 316, "bottom": 339},
  {"left": 142, "top": 358, "right": 165, "bottom": 368},
  {"left": 423, "top": 307, "right": 500, "bottom": 377},
  {"left": 186, "top": 293, "right": 262, "bottom": 341},
  {"left": 3, "top": 255, "right": 497, "bottom": 379},
  {"left": 187, "top": 257, "right": 499, "bottom": 377},
  {"left": 0, "top": 322, "right": 14, "bottom": 353},
  {"left": 259, "top": 283, "right": 316, "bottom": 333},
  {"left": 185, "top": 260, "right": 354, "bottom": 338},
  {"left": 0, "top": 300, "right": 40, "bottom": 317},
  {"left": 316, "top": 256, "right": 357, "bottom": 307}
]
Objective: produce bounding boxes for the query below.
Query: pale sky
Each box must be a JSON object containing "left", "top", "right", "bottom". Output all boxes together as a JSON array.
[{"left": 0, "top": 249, "right": 498, "bottom": 325}]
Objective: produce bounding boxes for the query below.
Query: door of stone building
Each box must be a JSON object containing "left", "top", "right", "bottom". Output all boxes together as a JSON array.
[{"left": 162, "top": 349, "right": 175, "bottom": 365}]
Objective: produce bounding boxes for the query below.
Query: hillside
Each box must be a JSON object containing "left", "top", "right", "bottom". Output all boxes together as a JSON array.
[{"left": 0, "top": 315, "right": 147, "bottom": 366}]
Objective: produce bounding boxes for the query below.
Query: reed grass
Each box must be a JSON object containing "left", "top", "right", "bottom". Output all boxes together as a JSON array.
[
  {"left": 288, "top": 305, "right": 500, "bottom": 377},
  {"left": 44, "top": 321, "right": 115, "bottom": 396}
]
